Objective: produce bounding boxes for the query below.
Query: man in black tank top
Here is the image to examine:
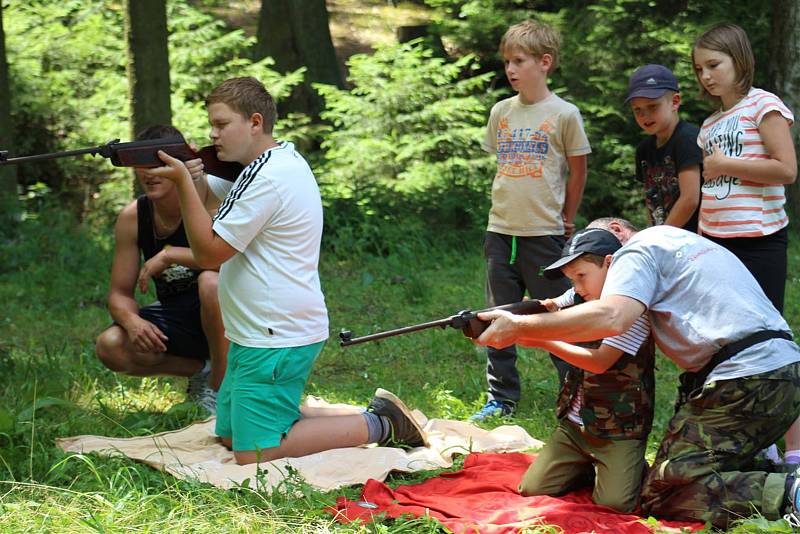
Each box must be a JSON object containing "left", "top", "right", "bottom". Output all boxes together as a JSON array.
[{"left": 94, "top": 126, "right": 228, "bottom": 414}]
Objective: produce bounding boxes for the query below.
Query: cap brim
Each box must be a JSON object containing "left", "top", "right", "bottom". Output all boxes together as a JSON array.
[
  {"left": 624, "top": 87, "right": 672, "bottom": 103},
  {"left": 543, "top": 252, "right": 584, "bottom": 279}
]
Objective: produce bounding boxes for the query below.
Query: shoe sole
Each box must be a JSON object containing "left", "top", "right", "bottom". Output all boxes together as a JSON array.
[{"left": 374, "top": 388, "right": 429, "bottom": 447}]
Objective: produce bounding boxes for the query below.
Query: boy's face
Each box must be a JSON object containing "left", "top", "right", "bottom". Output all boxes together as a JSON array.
[
  {"left": 630, "top": 93, "right": 680, "bottom": 138},
  {"left": 208, "top": 102, "right": 258, "bottom": 165},
  {"left": 561, "top": 255, "right": 612, "bottom": 301},
  {"left": 503, "top": 46, "right": 549, "bottom": 93}
]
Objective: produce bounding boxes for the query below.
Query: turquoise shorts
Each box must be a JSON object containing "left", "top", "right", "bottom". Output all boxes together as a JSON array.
[{"left": 214, "top": 340, "right": 325, "bottom": 451}]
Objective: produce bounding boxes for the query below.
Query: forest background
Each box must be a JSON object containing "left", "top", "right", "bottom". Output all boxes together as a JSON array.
[{"left": 1, "top": 0, "right": 800, "bottom": 532}]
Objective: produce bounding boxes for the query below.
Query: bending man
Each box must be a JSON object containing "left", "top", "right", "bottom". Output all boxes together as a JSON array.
[{"left": 476, "top": 218, "right": 800, "bottom": 528}]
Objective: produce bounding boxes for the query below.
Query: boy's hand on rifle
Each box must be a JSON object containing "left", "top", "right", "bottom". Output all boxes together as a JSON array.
[
  {"left": 185, "top": 157, "right": 205, "bottom": 181},
  {"left": 541, "top": 298, "right": 560, "bottom": 312},
  {"left": 148, "top": 150, "right": 193, "bottom": 184},
  {"left": 474, "top": 310, "right": 519, "bottom": 349}
]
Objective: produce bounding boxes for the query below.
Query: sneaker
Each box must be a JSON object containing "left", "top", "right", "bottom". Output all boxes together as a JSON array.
[
  {"left": 366, "top": 388, "right": 428, "bottom": 449},
  {"left": 187, "top": 361, "right": 217, "bottom": 415},
  {"left": 784, "top": 468, "right": 800, "bottom": 527},
  {"left": 469, "top": 399, "right": 513, "bottom": 422}
]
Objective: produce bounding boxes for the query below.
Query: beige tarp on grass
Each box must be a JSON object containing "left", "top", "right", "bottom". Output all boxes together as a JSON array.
[{"left": 56, "top": 397, "right": 543, "bottom": 492}]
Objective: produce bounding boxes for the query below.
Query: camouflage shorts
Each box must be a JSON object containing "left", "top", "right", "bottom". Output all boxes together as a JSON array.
[{"left": 641, "top": 362, "right": 800, "bottom": 528}]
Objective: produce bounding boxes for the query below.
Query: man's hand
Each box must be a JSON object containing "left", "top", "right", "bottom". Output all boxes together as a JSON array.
[
  {"left": 137, "top": 250, "right": 170, "bottom": 294},
  {"left": 148, "top": 150, "right": 193, "bottom": 184},
  {"left": 474, "top": 310, "right": 520, "bottom": 348},
  {"left": 703, "top": 139, "right": 728, "bottom": 181},
  {"left": 125, "top": 317, "right": 168, "bottom": 353}
]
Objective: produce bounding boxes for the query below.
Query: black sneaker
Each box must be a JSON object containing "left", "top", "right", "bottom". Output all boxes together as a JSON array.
[{"left": 366, "top": 388, "right": 428, "bottom": 449}]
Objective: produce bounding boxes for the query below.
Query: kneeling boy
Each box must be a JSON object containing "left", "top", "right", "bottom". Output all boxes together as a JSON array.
[
  {"left": 518, "top": 228, "right": 654, "bottom": 513},
  {"left": 148, "top": 77, "right": 426, "bottom": 464}
]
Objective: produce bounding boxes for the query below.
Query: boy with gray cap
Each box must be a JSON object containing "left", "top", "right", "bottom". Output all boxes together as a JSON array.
[
  {"left": 517, "top": 227, "right": 655, "bottom": 513},
  {"left": 627, "top": 64, "right": 703, "bottom": 231}
]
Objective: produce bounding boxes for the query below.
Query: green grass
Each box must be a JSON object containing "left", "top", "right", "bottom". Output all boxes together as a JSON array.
[{"left": 1, "top": 210, "right": 799, "bottom": 532}]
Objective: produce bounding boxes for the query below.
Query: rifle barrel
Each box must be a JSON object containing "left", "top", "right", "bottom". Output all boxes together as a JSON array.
[
  {"left": 339, "top": 317, "right": 454, "bottom": 347},
  {"left": 0, "top": 146, "right": 102, "bottom": 165}
]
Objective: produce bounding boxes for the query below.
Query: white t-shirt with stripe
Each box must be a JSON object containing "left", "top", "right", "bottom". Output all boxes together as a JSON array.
[
  {"left": 208, "top": 141, "right": 329, "bottom": 348},
  {"left": 697, "top": 87, "right": 794, "bottom": 238},
  {"left": 553, "top": 288, "right": 651, "bottom": 425}
]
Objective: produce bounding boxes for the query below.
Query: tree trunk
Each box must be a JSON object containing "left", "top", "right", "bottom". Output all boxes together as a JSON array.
[
  {"left": 254, "top": 0, "right": 343, "bottom": 118},
  {"left": 0, "top": 1, "right": 17, "bottom": 210},
  {"left": 124, "top": 0, "right": 171, "bottom": 139},
  {"left": 767, "top": 0, "right": 800, "bottom": 218}
]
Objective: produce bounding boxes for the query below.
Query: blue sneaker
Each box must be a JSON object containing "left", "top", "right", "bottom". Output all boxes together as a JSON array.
[
  {"left": 469, "top": 399, "right": 514, "bottom": 422},
  {"left": 784, "top": 468, "right": 800, "bottom": 527}
]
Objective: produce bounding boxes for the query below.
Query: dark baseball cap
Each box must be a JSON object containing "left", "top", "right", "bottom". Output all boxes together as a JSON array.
[
  {"left": 543, "top": 228, "right": 622, "bottom": 279},
  {"left": 624, "top": 64, "right": 679, "bottom": 103}
]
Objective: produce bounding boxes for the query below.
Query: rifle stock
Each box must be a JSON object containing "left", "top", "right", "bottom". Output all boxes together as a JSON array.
[
  {"left": 339, "top": 299, "right": 547, "bottom": 347},
  {"left": 0, "top": 137, "right": 243, "bottom": 182}
]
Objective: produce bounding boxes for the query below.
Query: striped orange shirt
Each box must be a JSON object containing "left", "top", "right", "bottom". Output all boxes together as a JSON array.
[{"left": 697, "top": 88, "right": 793, "bottom": 237}]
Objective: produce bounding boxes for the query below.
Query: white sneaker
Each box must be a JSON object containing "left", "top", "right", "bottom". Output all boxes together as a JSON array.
[{"left": 187, "top": 361, "right": 217, "bottom": 415}]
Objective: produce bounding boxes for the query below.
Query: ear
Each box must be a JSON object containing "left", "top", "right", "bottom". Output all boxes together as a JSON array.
[
  {"left": 603, "top": 254, "right": 614, "bottom": 268},
  {"left": 671, "top": 92, "right": 681, "bottom": 111},
  {"left": 539, "top": 53, "right": 553, "bottom": 71},
  {"left": 249, "top": 112, "right": 264, "bottom": 134}
]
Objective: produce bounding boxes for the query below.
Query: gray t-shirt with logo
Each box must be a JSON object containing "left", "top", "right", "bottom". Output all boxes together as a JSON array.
[{"left": 601, "top": 226, "right": 800, "bottom": 382}]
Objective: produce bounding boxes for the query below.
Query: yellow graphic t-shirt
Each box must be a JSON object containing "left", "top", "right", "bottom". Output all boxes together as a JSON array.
[{"left": 482, "top": 94, "right": 591, "bottom": 236}]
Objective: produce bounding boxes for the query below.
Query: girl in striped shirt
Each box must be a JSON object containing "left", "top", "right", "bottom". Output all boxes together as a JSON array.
[
  {"left": 693, "top": 23, "right": 800, "bottom": 466},
  {"left": 692, "top": 24, "right": 796, "bottom": 314}
]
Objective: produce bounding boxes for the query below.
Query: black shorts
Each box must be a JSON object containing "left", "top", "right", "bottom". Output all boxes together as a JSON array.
[{"left": 136, "top": 293, "right": 209, "bottom": 360}]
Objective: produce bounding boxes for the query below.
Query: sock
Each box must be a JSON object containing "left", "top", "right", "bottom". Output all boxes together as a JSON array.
[
  {"left": 763, "top": 443, "right": 782, "bottom": 463},
  {"left": 785, "top": 449, "right": 800, "bottom": 464},
  {"left": 363, "top": 412, "right": 391, "bottom": 444},
  {"left": 201, "top": 360, "right": 212, "bottom": 374}
]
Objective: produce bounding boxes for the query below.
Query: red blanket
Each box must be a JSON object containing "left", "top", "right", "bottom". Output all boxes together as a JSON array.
[{"left": 329, "top": 452, "right": 704, "bottom": 533}]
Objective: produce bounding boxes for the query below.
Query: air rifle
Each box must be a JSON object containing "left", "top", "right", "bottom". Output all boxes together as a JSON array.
[
  {"left": 339, "top": 299, "right": 547, "bottom": 347},
  {"left": 0, "top": 137, "right": 243, "bottom": 181}
]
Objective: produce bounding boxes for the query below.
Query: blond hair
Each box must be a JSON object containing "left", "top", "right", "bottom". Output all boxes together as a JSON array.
[
  {"left": 692, "top": 24, "right": 754, "bottom": 103},
  {"left": 206, "top": 77, "right": 277, "bottom": 134},
  {"left": 500, "top": 20, "right": 561, "bottom": 71}
]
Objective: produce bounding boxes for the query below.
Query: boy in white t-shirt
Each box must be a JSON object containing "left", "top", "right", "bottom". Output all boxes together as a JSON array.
[{"left": 149, "top": 77, "right": 426, "bottom": 464}]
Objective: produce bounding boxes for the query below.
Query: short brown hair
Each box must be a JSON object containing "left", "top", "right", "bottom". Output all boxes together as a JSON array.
[
  {"left": 692, "top": 24, "right": 754, "bottom": 103},
  {"left": 500, "top": 20, "right": 561, "bottom": 72},
  {"left": 573, "top": 253, "right": 606, "bottom": 268},
  {"left": 206, "top": 77, "right": 277, "bottom": 134}
]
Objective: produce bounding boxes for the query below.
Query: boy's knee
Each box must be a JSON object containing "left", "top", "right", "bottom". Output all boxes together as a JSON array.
[{"left": 594, "top": 493, "right": 638, "bottom": 514}]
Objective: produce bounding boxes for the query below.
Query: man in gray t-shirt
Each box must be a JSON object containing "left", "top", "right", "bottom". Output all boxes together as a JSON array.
[{"left": 476, "top": 219, "right": 800, "bottom": 528}]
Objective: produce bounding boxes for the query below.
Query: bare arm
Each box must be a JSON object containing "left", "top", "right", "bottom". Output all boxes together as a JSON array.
[
  {"left": 530, "top": 340, "right": 624, "bottom": 374},
  {"left": 664, "top": 164, "right": 701, "bottom": 228},
  {"left": 703, "top": 112, "right": 796, "bottom": 185},
  {"left": 147, "top": 151, "right": 237, "bottom": 268},
  {"left": 475, "top": 295, "right": 645, "bottom": 349},
  {"left": 107, "top": 203, "right": 167, "bottom": 353},
  {"left": 562, "top": 154, "right": 588, "bottom": 238}
]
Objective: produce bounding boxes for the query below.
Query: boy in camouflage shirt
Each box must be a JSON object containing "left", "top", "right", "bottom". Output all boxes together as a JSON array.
[{"left": 517, "top": 228, "right": 654, "bottom": 513}]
